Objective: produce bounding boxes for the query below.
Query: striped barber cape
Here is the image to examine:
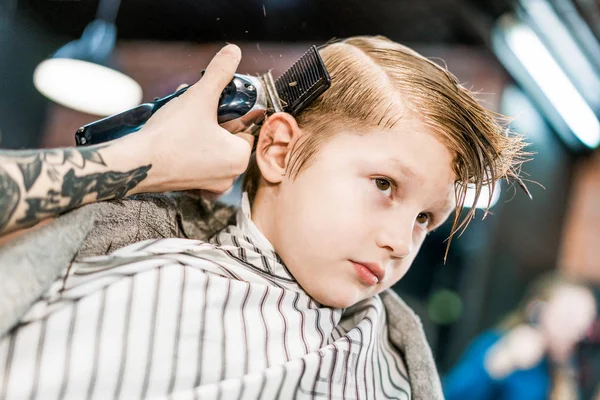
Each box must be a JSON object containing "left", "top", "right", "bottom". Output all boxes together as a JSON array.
[{"left": 0, "top": 195, "right": 411, "bottom": 400}]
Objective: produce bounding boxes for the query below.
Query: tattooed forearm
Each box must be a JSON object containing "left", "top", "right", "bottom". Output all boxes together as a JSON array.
[
  {"left": 17, "top": 166, "right": 151, "bottom": 226},
  {"left": 0, "top": 145, "right": 152, "bottom": 236},
  {"left": 0, "top": 168, "right": 20, "bottom": 230}
]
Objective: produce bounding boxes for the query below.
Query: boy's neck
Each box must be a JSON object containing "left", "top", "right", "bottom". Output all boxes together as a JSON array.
[{"left": 247, "top": 187, "right": 278, "bottom": 248}]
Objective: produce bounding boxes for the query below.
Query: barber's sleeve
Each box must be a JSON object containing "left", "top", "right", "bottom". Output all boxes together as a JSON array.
[
  {"left": 74, "top": 194, "right": 182, "bottom": 260},
  {"left": 0, "top": 205, "right": 99, "bottom": 338}
]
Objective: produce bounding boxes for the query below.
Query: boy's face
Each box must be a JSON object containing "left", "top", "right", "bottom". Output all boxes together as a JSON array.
[{"left": 255, "top": 117, "right": 456, "bottom": 308}]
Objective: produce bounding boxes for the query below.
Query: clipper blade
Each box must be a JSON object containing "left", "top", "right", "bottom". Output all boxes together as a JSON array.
[{"left": 274, "top": 46, "right": 331, "bottom": 116}]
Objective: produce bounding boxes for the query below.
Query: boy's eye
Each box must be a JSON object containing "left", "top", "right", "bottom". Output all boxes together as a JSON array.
[
  {"left": 373, "top": 178, "right": 392, "bottom": 196},
  {"left": 416, "top": 213, "right": 429, "bottom": 226},
  {"left": 374, "top": 178, "right": 390, "bottom": 191}
]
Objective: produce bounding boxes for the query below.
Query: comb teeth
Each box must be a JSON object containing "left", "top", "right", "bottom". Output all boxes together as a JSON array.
[{"left": 274, "top": 46, "right": 331, "bottom": 115}]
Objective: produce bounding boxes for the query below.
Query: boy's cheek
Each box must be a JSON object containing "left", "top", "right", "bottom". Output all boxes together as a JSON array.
[{"left": 382, "top": 253, "right": 419, "bottom": 290}]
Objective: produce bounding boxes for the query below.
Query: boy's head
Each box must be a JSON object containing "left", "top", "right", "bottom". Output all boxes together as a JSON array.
[{"left": 244, "top": 36, "right": 527, "bottom": 308}]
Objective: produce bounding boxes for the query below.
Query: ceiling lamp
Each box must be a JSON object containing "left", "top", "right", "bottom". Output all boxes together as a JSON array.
[
  {"left": 33, "top": 0, "right": 142, "bottom": 116},
  {"left": 492, "top": 10, "right": 600, "bottom": 152}
]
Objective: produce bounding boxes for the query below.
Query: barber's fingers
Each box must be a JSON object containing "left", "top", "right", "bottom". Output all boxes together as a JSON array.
[
  {"left": 180, "top": 80, "right": 253, "bottom": 147},
  {"left": 178, "top": 80, "right": 253, "bottom": 148},
  {"left": 191, "top": 44, "right": 242, "bottom": 104}
]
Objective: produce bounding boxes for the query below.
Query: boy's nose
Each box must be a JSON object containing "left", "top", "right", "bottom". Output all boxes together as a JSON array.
[{"left": 375, "top": 218, "right": 413, "bottom": 259}]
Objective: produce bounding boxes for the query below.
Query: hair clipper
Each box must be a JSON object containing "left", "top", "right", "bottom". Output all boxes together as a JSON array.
[{"left": 75, "top": 46, "right": 331, "bottom": 146}]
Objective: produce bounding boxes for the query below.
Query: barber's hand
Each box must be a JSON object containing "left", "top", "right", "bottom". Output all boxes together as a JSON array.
[
  {"left": 484, "top": 324, "right": 546, "bottom": 379},
  {"left": 133, "top": 44, "right": 255, "bottom": 193}
]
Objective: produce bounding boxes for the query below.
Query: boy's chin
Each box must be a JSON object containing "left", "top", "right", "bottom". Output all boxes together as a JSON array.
[{"left": 310, "top": 288, "right": 366, "bottom": 309}]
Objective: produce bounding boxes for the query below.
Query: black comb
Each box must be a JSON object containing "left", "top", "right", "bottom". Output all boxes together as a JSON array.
[{"left": 274, "top": 46, "right": 331, "bottom": 115}]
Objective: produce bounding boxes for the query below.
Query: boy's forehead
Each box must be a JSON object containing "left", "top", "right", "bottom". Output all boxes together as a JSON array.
[
  {"left": 437, "top": 191, "right": 457, "bottom": 216},
  {"left": 332, "top": 125, "right": 456, "bottom": 179}
]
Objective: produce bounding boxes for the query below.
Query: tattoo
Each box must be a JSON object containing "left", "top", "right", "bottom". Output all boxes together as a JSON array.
[
  {"left": 0, "top": 145, "right": 151, "bottom": 234},
  {"left": 0, "top": 167, "right": 20, "bottom": 230},
  {"left": 17, "top": 156, "right": 42, "bottom": 191},
  {"left": 17, "top": 165, "right": 151, "bottom": 226},
  {"left": 9, "top": 146, "right": 107, "bottom": 191}
]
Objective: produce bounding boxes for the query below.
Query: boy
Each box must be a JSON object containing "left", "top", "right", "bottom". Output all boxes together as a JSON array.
[{"left": 0, "top": 36, "right": 527, "bottom": 399}]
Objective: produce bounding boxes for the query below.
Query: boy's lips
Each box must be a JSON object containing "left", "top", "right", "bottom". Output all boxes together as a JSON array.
[{"left": 350, "top": 261, "right": 385, "bottom": 285}]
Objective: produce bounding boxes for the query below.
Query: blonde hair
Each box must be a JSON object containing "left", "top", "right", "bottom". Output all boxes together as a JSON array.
[{"left": 244, "top": 36, "right": 529, "bottom": 255}]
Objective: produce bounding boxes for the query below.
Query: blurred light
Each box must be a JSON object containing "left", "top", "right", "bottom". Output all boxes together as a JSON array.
[
  {"left": 464, "top": 181, "right": 501, "bottom": 209},
  {"left": 34, "top": 58, "right": 142, "bottom": 116},
  {"left": 518, "top": 0, "right": 600, "bottom": 107},
  {"left": 493, "top": 15, "right": 600, "bottom": 150},
  {"left": 504, "top": 22, "right": 600, "bottom": 149},
  {"left": 33, "top": 2, "right": 142, "bottom": 116},
  {"left": 428, "top": 289, "right": 463, "bottom": 325}
]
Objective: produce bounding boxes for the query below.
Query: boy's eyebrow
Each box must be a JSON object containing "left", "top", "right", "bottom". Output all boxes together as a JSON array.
[
  {"left": 385, "top": 158, "right": 417, "bottom": 180},
  {"left": 385, "top": 157, "right": 456, "bottom": 213}
]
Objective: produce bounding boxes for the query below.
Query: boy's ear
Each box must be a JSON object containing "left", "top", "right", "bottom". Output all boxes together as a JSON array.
[{"left": 256, "top": 112, "right": 302, "bottom": 184}]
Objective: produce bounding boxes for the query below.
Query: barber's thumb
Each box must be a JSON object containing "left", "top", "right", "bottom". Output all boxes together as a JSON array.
[
  {"left": 194, "top": 44, "right": 242, "bottom": 98},
  {"left": 219, "top": 44, "right": 242, "bottom": 58}
]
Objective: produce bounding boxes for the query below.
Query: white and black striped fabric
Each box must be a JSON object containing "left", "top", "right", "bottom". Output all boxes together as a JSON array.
[{"left": 0, "top": 194, "right": 411, "bottom": 400}]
